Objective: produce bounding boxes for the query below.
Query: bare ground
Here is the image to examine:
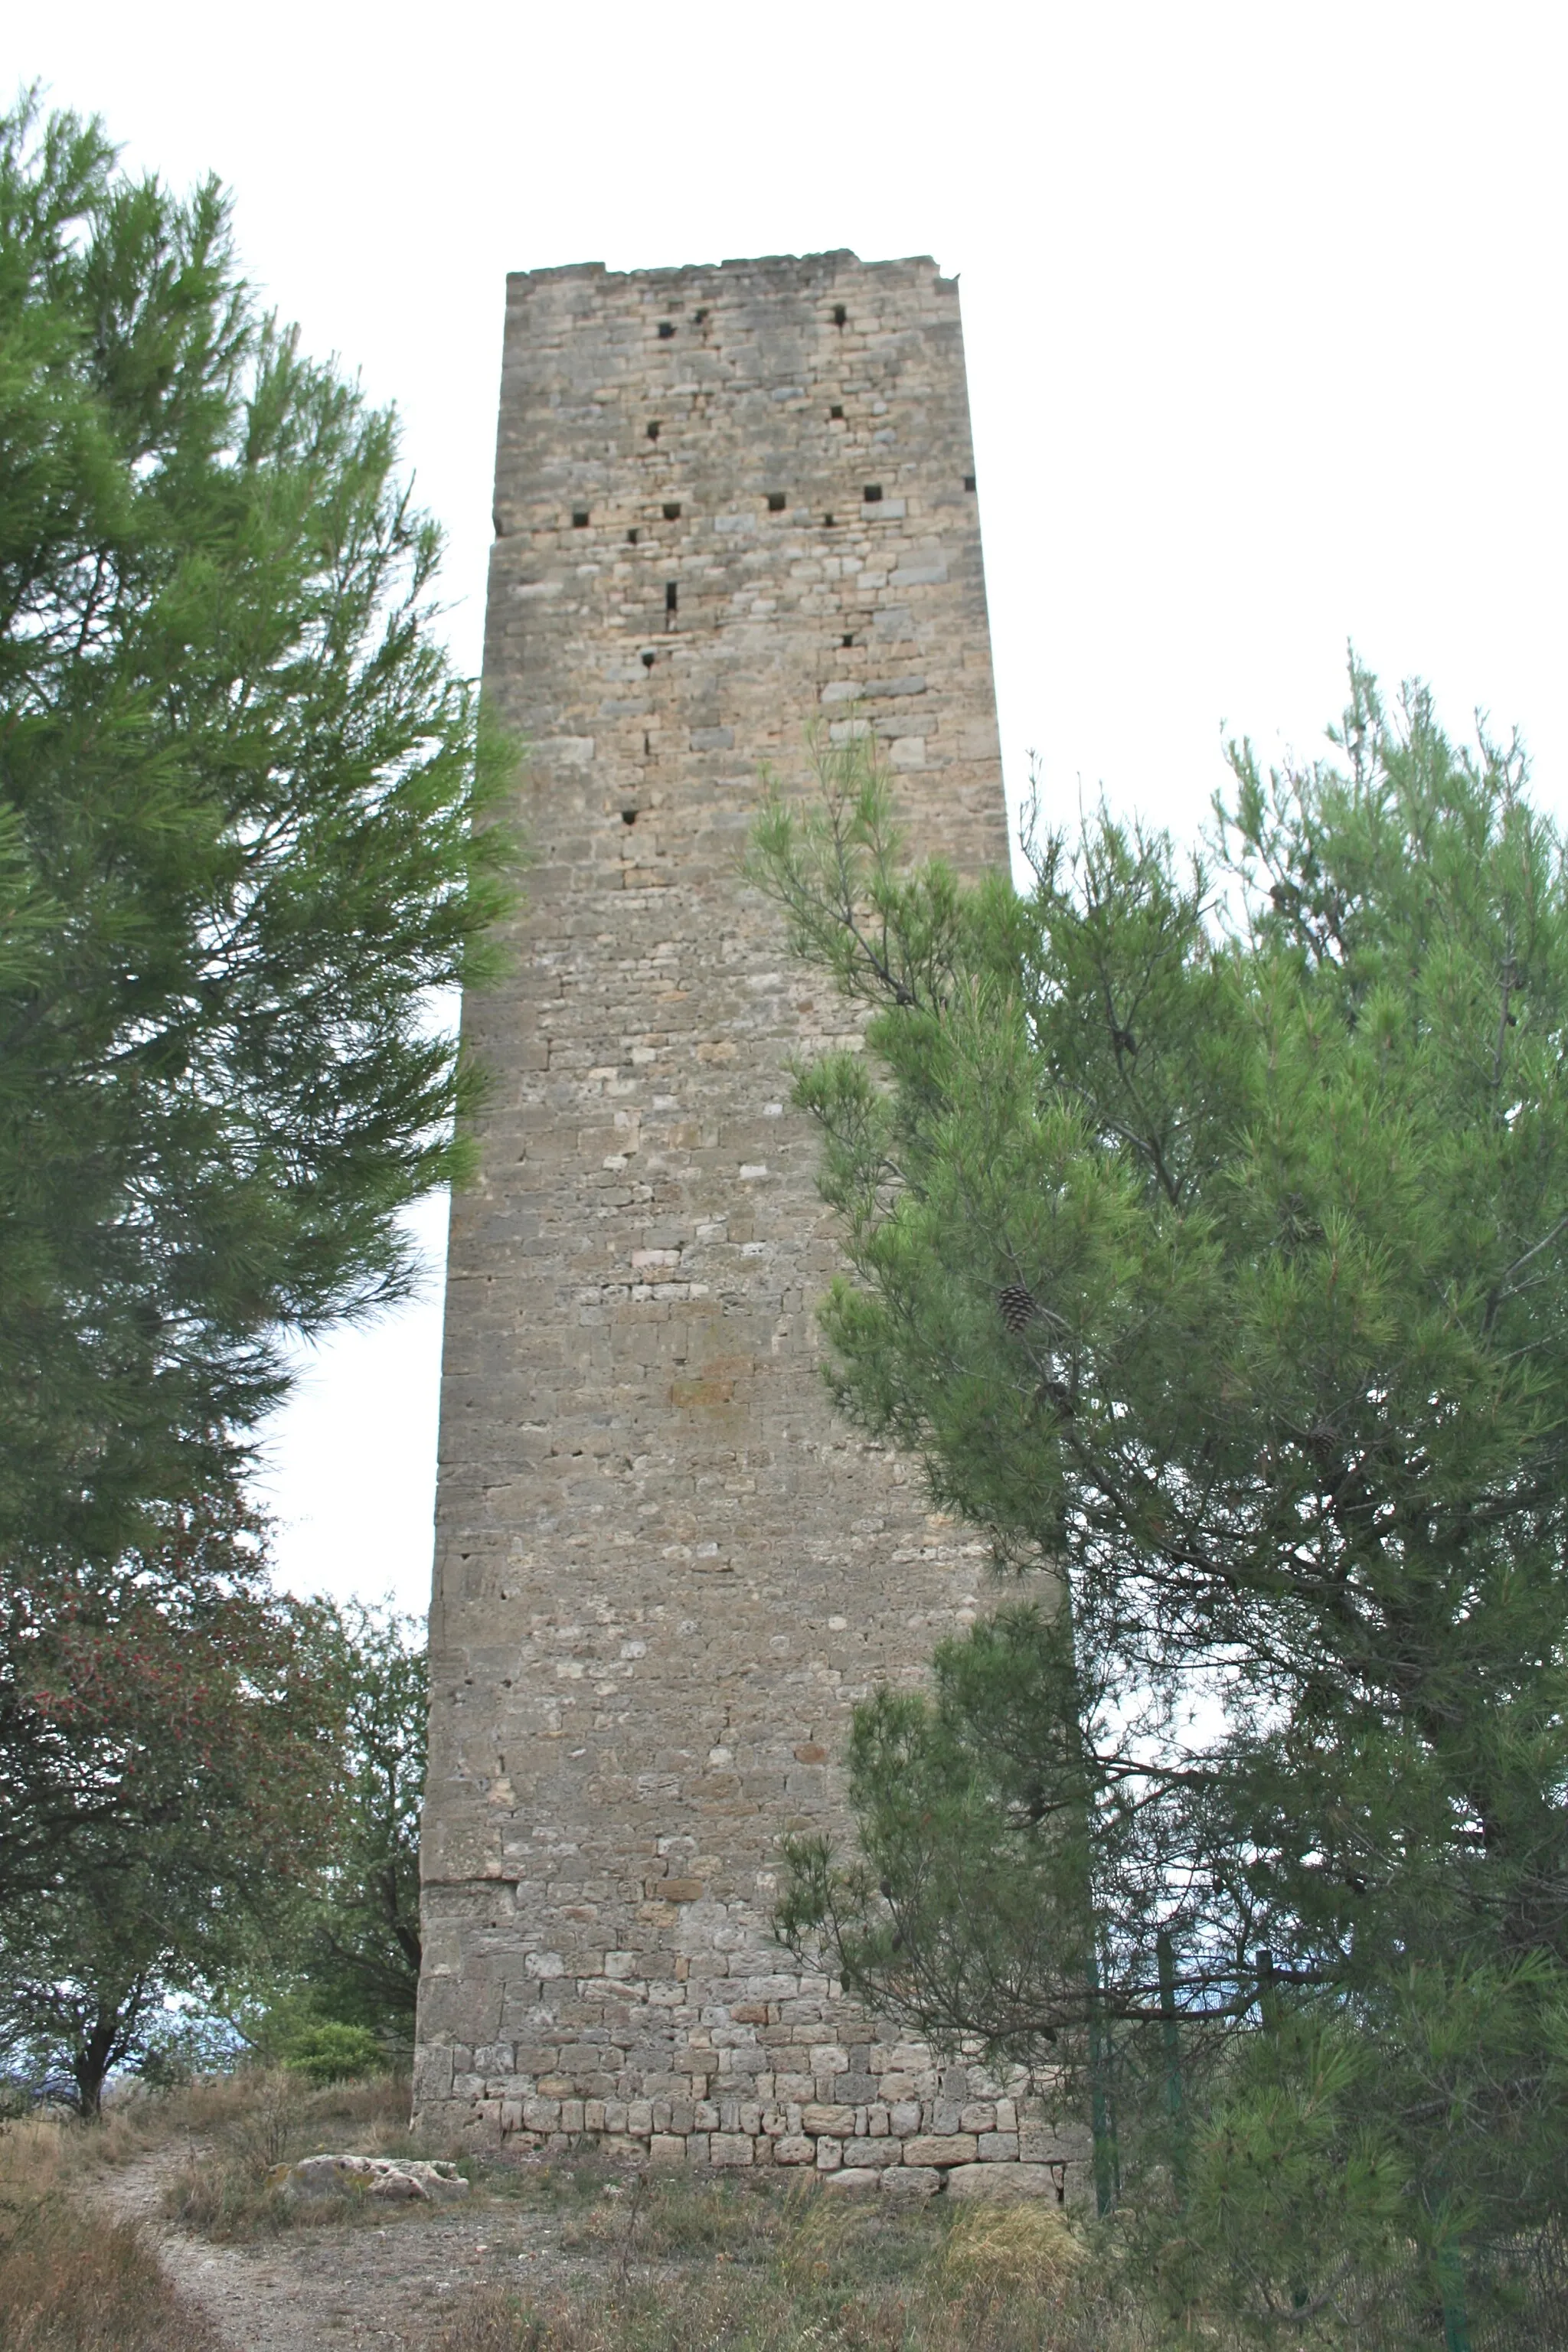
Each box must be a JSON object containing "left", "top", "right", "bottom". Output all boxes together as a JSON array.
[{"left": 87, "top": 2138, "right": 619, "bottom": 2351}]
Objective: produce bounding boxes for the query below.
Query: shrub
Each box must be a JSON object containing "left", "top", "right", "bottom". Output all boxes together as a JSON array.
[{"left": 282, "top": 2023, "right": 383, "bottom": 2086}]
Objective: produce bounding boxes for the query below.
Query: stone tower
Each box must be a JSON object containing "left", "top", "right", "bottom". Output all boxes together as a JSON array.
[{"left": 415, "top": 252, "right": 1080, "bottom": 2195}]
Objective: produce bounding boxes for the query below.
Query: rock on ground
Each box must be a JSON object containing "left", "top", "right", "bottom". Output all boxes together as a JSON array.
[{"left": 270, "top": 2155, "right": 469, "bottom": 2205}]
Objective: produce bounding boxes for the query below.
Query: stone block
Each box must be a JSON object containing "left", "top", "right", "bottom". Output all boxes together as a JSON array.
[
  {"left": 844, "top": 2139, "right": 903, "bottom": 2167},
  {"left": 772, "top": 2135, "right": 814, "bottom": 2164},
  {"left": 825, "top": 2167, "right": 881, "bottom": 2192},
  {"left": 802, "top": 2102, "right": 855, "bottom": 2135},
  {"left": 710, "top": 2135, "right": 754, "bottom": 2167},
  {"left": 903, "top": 2135, "right": 977, "bottom": 2167},
  {"left": 945, "top": 2163, "right": 1064, "bottom": 2204},
  {"left": 881, "top": 2165, "right": 942, "bottom": 2200}
]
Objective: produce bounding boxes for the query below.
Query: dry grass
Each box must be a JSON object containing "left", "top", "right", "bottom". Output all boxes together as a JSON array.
[
  {"left": 0, "top": 2066, "right": 420, "bottom": 2343},
  {"left": 416, "top": 2174, "right": 1158, "bottom": 2352},
  {"left": 0, "top": 2105, "right": 218, "bottom": 2352},
  {"left": 939, "top": 2203, "right": 1084, "bottom": 2295},
  {"left": 0, "top": 2203, "right": 220, "bottom": 2352},
  {"left": 160, "top": 2068, "right": 418, "bottom": 2240}
]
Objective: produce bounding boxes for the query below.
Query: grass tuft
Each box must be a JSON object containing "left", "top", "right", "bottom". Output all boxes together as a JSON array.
[{"left": 940, "top": 2201, "right": 1083, "bottom": 2294}]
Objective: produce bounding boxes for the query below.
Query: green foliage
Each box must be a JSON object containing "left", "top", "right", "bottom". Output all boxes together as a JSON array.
[
  {"left": 299, "top": 1602, "right": 426, "bottom": 2034},
  {"left": 752, "top": 675, "right": 1568, "bottom": 2311},
  {"left": 0, "top": 1570, "right": 428, "bottom": 2113},
  {"left": 279, "top": 2020, "right": 383, "bottom": 2086},
  {"left": 245, "top": 1599, "right": 426, "bottom": 2043},
  {"left": 0, "top": 1498, "right": 342, "bottom": 2115},
  {"left": 0, "top": 93, "right": 516, "bottom": 1579},
  {"left": 777, "top": 1604, "right": 1094, "bottom": 2050},
  {"left": 0, "top": 90, "right": 515, "bottom": 2108}
]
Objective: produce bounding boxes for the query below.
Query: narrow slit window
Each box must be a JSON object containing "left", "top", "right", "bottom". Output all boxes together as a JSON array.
[
  {"left": 767, "top": 492, "right": 786, "bottom": 512},
  {"left": 823, "top": 513, "right": 835, "bottom": 527},
  {"left": 964, "top": 474, "right": 976, "bottom": 492},
  {"left": 841, "top": 633, "right": 854, "bottom": 647},
  {"left": 863, "top": 484, "right": 882, "bottom": 502},
  {"left": 622, "top": 808, "right": 639, "bottom": 825},
  {"left": 627, "top": 528, "right": 639, "bottom": 544},
  {"left": 663, "top": 501, "right": 682, "bottom": 521},
  {"left": 665, "top": 582, "right": 678, "bottom": 613},
  {"left": 642, "top": 650, "right": 656, "bottom": 669},
  {"left": 573, "top": 509, "right": 590, "bottom": 528},
  {"left": 832, "top": 304, "right": 848, "bottom": 327}
]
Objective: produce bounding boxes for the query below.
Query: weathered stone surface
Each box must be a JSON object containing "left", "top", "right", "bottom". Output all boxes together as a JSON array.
[
  {"left": 880, "top": 2165, "right": 942, "bottom": 2199},
  {"left": 945, "top": 2162, "right": 1067, "bottom": 2203},
  {"left": 824, "top": 2167, "right": 882, "bottom": 2192},
  {"left": 413, "top": 248, "right": 1069, "bottom": 2184},
  {"left": 903, "top": 2135, "right": 978, "bottom": 2168},
  {"left": 801, "top": 2103, "right": 856, "bottom": 2136},
  {"left": 273, "top": 2155, "right": 469, "bottom": 2205}
]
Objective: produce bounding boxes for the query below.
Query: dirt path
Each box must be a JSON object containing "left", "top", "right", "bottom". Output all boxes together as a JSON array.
[{"left": 93, "top": 2141, "right": 574, "bottom": 2351}]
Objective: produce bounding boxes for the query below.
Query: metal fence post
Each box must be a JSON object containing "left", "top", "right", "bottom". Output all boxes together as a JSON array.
[{"left": 1157, "top": 1926, "right": 1187, "bottom": 2200}]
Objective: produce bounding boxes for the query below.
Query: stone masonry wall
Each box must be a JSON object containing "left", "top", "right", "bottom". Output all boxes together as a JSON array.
[{"left": 416, "top": 252, "right": 1086, "bottom": 2201}]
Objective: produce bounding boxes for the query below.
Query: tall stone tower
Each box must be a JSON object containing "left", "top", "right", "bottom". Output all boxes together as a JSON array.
[{"left": 415, "top": 252, "right": 1080, "bottom": 2194}]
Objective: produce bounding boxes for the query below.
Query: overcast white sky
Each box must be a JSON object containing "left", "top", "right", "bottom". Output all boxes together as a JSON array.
[{"left": 15, "top": 2, "right": 1566, "bottom": 1618}]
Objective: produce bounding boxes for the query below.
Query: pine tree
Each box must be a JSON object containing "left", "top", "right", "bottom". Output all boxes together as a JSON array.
[
  {"left": 753, "top": 681, "right": 1568, "bottom": 2321},
  {"left": 0, "top": 95, "right": 514, "bottom": 1580}
]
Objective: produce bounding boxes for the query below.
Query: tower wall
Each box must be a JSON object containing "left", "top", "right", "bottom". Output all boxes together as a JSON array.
[{"left": 416, "top": 251, "right": 1080, "bottom": 2192}]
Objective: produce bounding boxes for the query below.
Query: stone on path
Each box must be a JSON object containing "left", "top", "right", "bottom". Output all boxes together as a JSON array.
[{"left": 270, "top": 2154, "right": 469, "bottom": 2204}]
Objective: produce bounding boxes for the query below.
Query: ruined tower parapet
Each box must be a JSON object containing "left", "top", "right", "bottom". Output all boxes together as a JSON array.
[{"left": 416, "top": 252, "right": 1084, "bottom": 2194}]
